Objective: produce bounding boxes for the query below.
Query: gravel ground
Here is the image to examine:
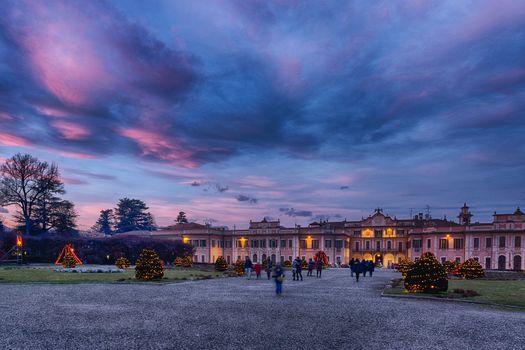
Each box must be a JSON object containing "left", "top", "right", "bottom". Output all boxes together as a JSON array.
[{"left": 0, "top": 269, "right": 524, "bottom": 350}]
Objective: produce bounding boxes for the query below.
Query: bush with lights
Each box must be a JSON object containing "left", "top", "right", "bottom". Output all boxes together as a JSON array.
[
  {"left": 234, "top": 258, "right": 245, "bottom": 276},
  {"left": 459, "top": 259, "right": 485, "bottom": 279},
  {"left": 182, "top": 256, "right": 193, "bottom": 267},
  {"left": 215, "top": 256, "right": 228, "bottom": 271},
  {"left": 397, "top": 258, "right": 414, "bottom": 278},
  {"left": 115, "top": 257, "right": 130, "bottom": 269},
  {"left": 135, "top": 249, "right": 164, "bottom": 281},
  {"left": 442, "top": 260, "right": 459, "bottom": 274},
  {"left": 283, "top": 260, "right": 292, "bottom": 268},
  {"left": 62, "top": 252, "right": 77, "bottom": 268},
  {"left": 301, "top": 257, "right": 308, "bottom": 269},
  {"left": 174, "top": 256, "right": 183, "bottom": 267},
  {"left": 404, "top": 252, "right": 448, "bottom": 293}
]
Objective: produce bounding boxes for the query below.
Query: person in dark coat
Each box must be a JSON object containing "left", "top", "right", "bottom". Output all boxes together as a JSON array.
[
  {"left": 349, "top": 258, "right": 355, "bottom": 277},
  {"left": 292, "top": 258, "right": 298, "bottom": 281},
  {"left": 265, "top": 259, "right": 273, "bottom": 280},
  {"left": 244, "top": 257, "right": 253, "bottom": 279},
  {"left": 354, "top": 258, "right": 361, "bottom": 282},
  {"left": 307, "top": 258, "right": 314, "bottom": 276},
  {"left": 295, "top": 257, "right": 303, "bottom": 281},
  {"left": 360, "top": 260, "right": 367, "bottom": 278},
  {"left": 369, "top": 260, "right": 375, "bottom": 277},
  {"left": 316, "top": 258, "right": 323, "bottom": 278},
  {"left": 273, "top": 264, "right": 285, "bottom": 295}
]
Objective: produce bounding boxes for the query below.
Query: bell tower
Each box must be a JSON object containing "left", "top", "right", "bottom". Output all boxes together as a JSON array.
[{"left": 458, "top": 203, "right": 473, "bottom": 225}]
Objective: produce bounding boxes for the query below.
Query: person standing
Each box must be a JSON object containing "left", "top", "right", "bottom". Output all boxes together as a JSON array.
[
  {"left": 273, "top": 264, "right": 285, "bottom": 295},
  {"left": 295, "top": 257, "right": 303, "bottom": 281},
  {"left": 292, "top": 258, "right": 298, "bottom": 281},
  {"left": 369, "top": 260, "right": 375, "bottom": 277},
  {"left": 254, "top": 262, "right": 262, "bottom": 279},
  {"left": 360, "top": 260, "right": 367, "bottom": 278},
  {"left": 349, "top": 258, "right": 355, "bottom": 277},
  {"left": 307, "top": 258, "right": 314, "bottom": 277},
  {"left": 316, "top": 258, "right": 323, "bottom": 278},
  {"left": 244, "top": 257, "right": 253, "bottom": 279},
  {"left": 354, "top": 258, "right": 361, "bottom": 282},
  {"left": 266, "top": 259, "right": 273, "bottom": 280}
]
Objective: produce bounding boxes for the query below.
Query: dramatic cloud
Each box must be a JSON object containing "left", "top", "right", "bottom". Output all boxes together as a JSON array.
[
  {"left": 0, "top": 0, "right": 524, "bottom": 229},
  {"left": 279, "top": 208, "right": 313, "bottom": 217}
]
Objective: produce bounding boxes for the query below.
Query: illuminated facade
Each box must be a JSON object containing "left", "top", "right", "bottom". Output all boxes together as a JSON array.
[{"left": 142, "top": 204, "right": 525, "bottom": 270}]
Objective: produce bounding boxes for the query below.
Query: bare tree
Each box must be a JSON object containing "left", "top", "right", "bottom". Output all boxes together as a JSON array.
[{"left": 0, "top": 154, "right": 64, "bottom": 235}]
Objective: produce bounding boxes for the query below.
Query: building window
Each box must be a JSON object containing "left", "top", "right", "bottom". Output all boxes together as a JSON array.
[
  {"left": 269, "top": 240, "right": 277, "bottom": 248},
  {"left": 312, "top": 240, "right": 319, "bottom": 249},
  {"left": 300, "top": 240, "right": 307, "bottom": 249},
  {"left": 453, "top": 238, "right": 464, "bottom": 250},
  {"left": 515, "top": 236, "right": 521, "bottom": 248},
  {"left": 485, "top": 257, "right": 491, "bottom": 269},
  {"left": 201, "top": 240, "right": 206, "bottom": 247},
  {"left": 473, "top": 257, "right": 479, "bottom": 262},
  {"left": 194, "top": 255, "right": 198, "bottom": 262},
  {"left": 288, "top": 240, "right": 293, "bottom": 248},
  {"left": 499, "top": 236, "right": 506, "bottom": 248},
  {"left": 260, "top": 239, "right": 266, "bottom": 248},
  {"left": 376, "top": 241, "right": 381, "bottom": 251},
  {"left": 355, "top": 242, "right": 360, "bottom": 252},
  {"left": 353, "top": 230, "right": 360, "bottom": 236},
  {"left": 211, "top": 240, "right": 216, "bottom": 248},
  {"left": 412, "top": 239, "right": 422, "bottom": 251},
  {"left": 473, "top": 238, "right": 479, "bottom": 249},
  {"left": 439, "top": 239, "right": 448, "bottom": 250},
  {"left": 336, "top": 256, "right": 341, "bottom": 264},
  {"left": 335, "top": 240, "right": 343, "bottom": 250},
  {"left": 325, "top": 240, "right": 332, "bottom": 249},
  {"left": 486, "top": 237, "right": 492, "bottom": 248},
  {"left": 441, "top": 257, "right": 446, "bottom": 264},
  {"left": 365, "top": 241, "right": 370, "bottom": 250},
  {"left": 280, "top": 240, "right": 286, "bottom": 248},
  {"left": 398, "top": 242, "right": 403, "bottom": 252},
  {"left": 288, "top": 256, "right": 292, "bottom": 261},
  {"left": 427, "top": 239, "right": 431, "bottom": 249},
  {"left": 253, "top": 254, "right": 257, "bottom": 263},
  {"left": 226, "top": 256, "right": 230, "bottom": 264},
  {"left": 202, "top": 255, "right": 205, "bottom": 263},
  {"left": 455, "top": 257, "right": 461, "bottom": 263},
  {"left": 271, "top": 254, "right": 276, "bottom": 263},
  {"left": 374, "top": 230, "right": 382, "bottom": 238},
  {"left": 387, "top": 241, "right": 392, "bottom": 250},
  {"left": 280, "top": 256, "right": 285, "bottom": 263}
]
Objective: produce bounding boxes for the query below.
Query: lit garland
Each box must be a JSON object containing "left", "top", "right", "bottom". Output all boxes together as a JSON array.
[
  {"left": 458, "top": 259, "right": 485, "bottom": 279},
  {"left": 215, "top": 256, "right": 228, "bottom": 271},
  {"left": 62, "top": 252, "right": 78, "bottom": 268},
  {"left": 135, "top": 249, "right": 164, "bottom": 280},
  {"left": 404, "top": 252, "right": 448, "bottom": 293},
  {"left": 115, "top": 257, "right": 130, "bottom": 269}
]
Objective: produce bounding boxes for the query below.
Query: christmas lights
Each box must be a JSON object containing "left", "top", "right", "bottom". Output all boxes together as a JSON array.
[
  {"left": 115, "top": 257, "right": 130, "bottom": 269},
  {"left": 215, "top": 256, "right": 228, "bottom": 271},
  {"left": 458, "top": 259, "right": 485, "bottom": 279},
  {"left": 404, "top": 252, "right": 448, "bottom": 293},
  {"left": 135, "top": 249, "right": 164, "bottom": 281}
]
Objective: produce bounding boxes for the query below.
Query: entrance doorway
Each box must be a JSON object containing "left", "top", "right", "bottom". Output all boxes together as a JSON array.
[
  {"left": 514, "top": 255, "right": 522, "bottom": 271},
  {"left": 498, "top": 255, "right": 506, "bottom": 270},
  {"left": 374, "top": 253, "right": 383, "bottom": 266}
]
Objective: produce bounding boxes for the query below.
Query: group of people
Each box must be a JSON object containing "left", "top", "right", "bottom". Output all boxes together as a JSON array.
[{"left": 349, "top": 258, "right": 375, "bottom": 282}]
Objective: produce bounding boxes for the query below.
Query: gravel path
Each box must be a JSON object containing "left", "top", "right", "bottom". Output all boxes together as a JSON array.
[{"left": 0, "top": 269, "right": 523, "bottom": 350}]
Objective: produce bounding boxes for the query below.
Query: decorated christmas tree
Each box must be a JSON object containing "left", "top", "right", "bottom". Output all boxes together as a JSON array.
[
  {"left": 174, "top": 256, "right": 183, "bottom": 267},
  {"left": 235, "top": 258, "right": 245, "bottom": 276},
  {"left": 404, "top": 252, "right": 448, "bottom": 293},
  {"left": 442, "top": 260, "right": 459, "bottom": 275},
  {"left": 397, "top": 258, "right": 414, "bottom": 278},
  {"left": 115, "top": 257, "right": 130, "bottom": 269},
  {"left": 459, "top": 259, "right": 485, "bottom": 279},
  {"left": 62, "top": 252, "right": 77, "bottom": 268},
  {"left": 182, "top": 255, "right": 193, "bottom": 268},
  {"left": 215, "top": 256, "right": 228, "bottom": 271},
  {"left": 135, "top": 249, "right": 164, "bottom": 280}
]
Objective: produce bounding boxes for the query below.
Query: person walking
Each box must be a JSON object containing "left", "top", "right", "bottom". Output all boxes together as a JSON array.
[
  {"left": 316, "top": 258, "right": 323, "bottom": 278},
  {"left": 273, "top": 264, "right": 285, "bottom": 295},
  {"left": 292, "top": 258, "right": 298, "bottom": 281},
  {"left": 360, "top": 260, "right": 367, "bottom": 278},
  {"left": 254, "top": 262, "right": 262, "bottom": 279},
  {"left": 354, "top": 258, "right": 361, "bottom": 282},
  {"left": 349, "top": 258, "right": 355, "bottom": 277},
  {"left": 307, "top": 258, "right": 314, "bottom": 277},
  {"left": 295, "top": 257, "right": 303, "bottom": 281},
  {"left": 369, "top": 260, "right": 375, "bottom": 277},
  {"left": 265, "top": 259, "right": 273, "bottom": 280},
  {"left": 244, "top": 257, "right": 253, "bottom": 279}
]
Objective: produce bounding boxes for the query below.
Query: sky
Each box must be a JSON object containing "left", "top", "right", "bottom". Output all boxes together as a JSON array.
[{"left": 0, "top": 0, "right": 524, "bottom": 230}]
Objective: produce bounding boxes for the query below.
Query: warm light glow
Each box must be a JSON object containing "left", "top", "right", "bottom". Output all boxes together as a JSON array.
[
  {"left": 16, "top": 235, "right": 23, "bottom": 247},
  {"left": 362, "top": 229, "right": 373, "bottom": 238},
  {"left": 183, "top": 236, "right": 190, "bottom": 244},
  {"left": 239, "top": 237, "right": 247, "bottom": 248}
]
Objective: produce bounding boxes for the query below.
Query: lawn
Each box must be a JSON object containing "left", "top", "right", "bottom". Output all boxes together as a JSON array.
[
  {"left": 0, "top": 265, "right": 226, "bottom": 284},
  {"left": 384, "top": 279, "right": 525, "bottom": 309}
]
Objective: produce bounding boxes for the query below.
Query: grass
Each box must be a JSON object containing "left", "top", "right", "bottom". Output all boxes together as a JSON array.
[
  {"left": 0, "top": 265, "right": 226, "bottom": 284},
  {"left": 384, "top": 278, "right": 525, "bottom": 309}
]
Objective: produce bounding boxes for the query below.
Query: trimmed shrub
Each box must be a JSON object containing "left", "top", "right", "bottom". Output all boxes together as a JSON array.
[
  {"left": 135, "top": 249, "right": 164, "bottom": 280},
  {"left": 182, "top": 256, "right": 193, "bottom": 268},
  {"left": 459, "top": 259, "right": 485, "bottom": 279},
  {"left": 215, "top": 256, "right": 228, "bottom": 271},
  {"left": 62, "top": 252, "right": 77, "bottom": 268},
  {"left": 174, "top": 256, "right": 183, "bottom": 267},
  {"left": 397, "top": 258, "right": 414, "bottom": 278},
  {"left": 443, "top": 260, "right": 459, "bottom": 274},
  {"left": 301, "top": 258, "right": 308, "bottom": 269},
  {"left": 404, "top": 252, "right": 448, "bottom": 293},
  {"left": 115, "top": 257, "right": 130, "bottom": 269},
  {"left": 283, "top": 260, "right": 292, "bottom": 268}
]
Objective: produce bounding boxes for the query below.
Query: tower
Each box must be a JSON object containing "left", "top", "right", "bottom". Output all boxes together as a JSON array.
[{"left": 458, "top": 203, "right": 473, "bottom": 225}]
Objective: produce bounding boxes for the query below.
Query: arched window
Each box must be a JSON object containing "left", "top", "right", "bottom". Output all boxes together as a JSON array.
[
  {"left": 498, "top": 255, "right": 506, "bottom": 270},
  {"left": 513, "top": 255, "right": 522, "bottom": 271},
  {"left": 262, "top": 254, "right": 267, "bottom": 261},
  {"left": 253, "top": 254, "right": 258, "bottom": 263},
  {"left": 271, "top": 254, "right": 276, "bottom": 263}
]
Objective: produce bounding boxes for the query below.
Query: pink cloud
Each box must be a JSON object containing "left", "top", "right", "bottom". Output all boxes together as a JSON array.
[
  {"left": 56, "top": 150, "right": 98, "bottom": 160},
  {"left": 0, "top": 133, "right": 30, "bottom": 146},
  {"left": 119, "top": 128, "right": 198, "bottom": 168},
  {"left": 51, "top": 120, "right": 91, "bottom": 140}
]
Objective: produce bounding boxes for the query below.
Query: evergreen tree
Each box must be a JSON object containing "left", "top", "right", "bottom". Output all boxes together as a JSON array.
[
  {"left": 235, "top": 258, "right": 245, "bottom": 276},
  {"left": 135, "top": 249, "right": 164, "bottom": 280},
  {"left": 215, "top": 256, "right": 228, "bottom": 271},
  {"left": 176, "top": 211, "right": 188, "bottom": 224},
  {"left": 404, "top": 252, "right": 448, "bottom": 293},
  {"left": 92, "top": 209, "right": 115, "bottom": 235},
  {"left": 115, "top": 257, "right": 130, "bottom": 269},
  {"left": 114, "top": 198, "right": 156, "bottom": 233},
  {"left": 48, "top": 200, "right": 78, "bottom": 235}
]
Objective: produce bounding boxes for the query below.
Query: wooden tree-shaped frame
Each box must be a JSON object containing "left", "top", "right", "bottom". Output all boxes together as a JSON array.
[{"left": 55, "top": 244, "right": 83, "bottom": 265}]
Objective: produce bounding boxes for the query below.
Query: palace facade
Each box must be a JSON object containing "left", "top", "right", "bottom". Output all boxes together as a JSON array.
[{"left": 133, "top": 204, "right": 525, "bottom": 270}]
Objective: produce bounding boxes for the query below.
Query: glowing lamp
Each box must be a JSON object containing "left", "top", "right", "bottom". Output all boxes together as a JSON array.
[{"left": 16, "top": 235, "right": 23, "bottom": 247}]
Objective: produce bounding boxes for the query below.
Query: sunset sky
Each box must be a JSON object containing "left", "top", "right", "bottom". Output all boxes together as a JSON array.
[{"left": 1, "top": 0, "right": 524, "bottom": 230}]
